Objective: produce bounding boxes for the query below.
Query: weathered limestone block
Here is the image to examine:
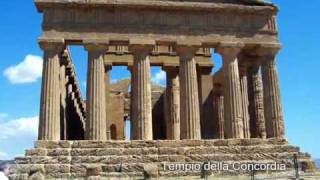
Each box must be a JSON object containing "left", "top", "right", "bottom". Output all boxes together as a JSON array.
[
  {"left": 44, "top": 164, "right": 70, "bottom": 174},
  {"left": 143, "top": 163, "right": 159, "bottom": 178},
  {"left": 101, "top": 164, "right": 121, "bottom": 172},
  {"left": 72, "top": 141, "right": 128, "bottom": 149},
  {"left": 35, "top": 140, "right": 72, "bottom": 149},
  {"left": 86, "top": 165, "right": 102, "bottom": 177},
  {"left": 158, "top": 155, "right": 185, "bottom": 162},
  {"left": 25, "top": 149, "right": 47, "bottom": 156},
  {"left": 28, "top": 156, "right": 71, "bottom": 164},
  {"left": 70, "top": 164, "right": 87, "bottom": 173},
  {"left": 116, "top": 163, "right": 144, "bottom": 172},
  {"left": 47, "top": 148, "right": 70, "bottom": 156},
  {"left": 95, "top": 148, "right": 122, "bottom": 156}
]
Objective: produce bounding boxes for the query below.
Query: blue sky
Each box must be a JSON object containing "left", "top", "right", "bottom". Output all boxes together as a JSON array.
[{"left": 0, "top": 0, "right": 319, "bottom": 160}]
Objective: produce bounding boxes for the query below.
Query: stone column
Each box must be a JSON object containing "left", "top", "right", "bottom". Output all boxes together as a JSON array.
[
  {"left": 247, "top": 63, "right": 266, "bottom": 138},
  {"left": 163, "top": 67, "right": 180, "bottom": 140},
  {"left": 130, "top": 45, "right": 153, "bottom": 140},
  {"left": 212, "top": 84, "right": 224, "bottom": 139},
  {"left": 60, "top": 51, "right": 68, "bottom": 140},
  {"left": 128, "top": 66, "right": 136, "bottom": 140},
  {"left": 197, "top": 66, "right": 214, "bottom": 139},
  {"left": 38, "top": 39, "right": 64, "bottom": 141},
  {"left": 239, "top": 65, "right": 251, "bottom": 139},
  {"left": 215, "top": 43, "right": 244, "bottom": 139},
  {"left": 104, "top": 65, "right": 112, "bottom": 140},
  {"left": 177, "top": 46, "right": 201, "bottom": 140},
  {"left": 260, "top": 49, "right": 284, "bottom": 138},
  {"left": 84, "top": 41, "right": 108, "bottom": 140}
]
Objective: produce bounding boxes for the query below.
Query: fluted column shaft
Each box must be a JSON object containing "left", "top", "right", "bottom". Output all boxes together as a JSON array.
[
  {"left": 177, "top": 46, "right": 201, "bottom": 140},
  {"left": 262, "top": 56, "right": 285, "bottom": 138},
  {"left": 216, "top": 45, "right": 244, "bottom": 139},
  {"left": 128, "top": 67, "right": 136, "bottom": 140},
  {"left": 248, "top": 64, "right": 266, "bottom": 138},
  {"left": 131, "top": 45, "right": 153, "bottom": 140},
  {"left": 213, "top": 84, "right": 224, "bottom": 139},
  {"left": 38, "top": 41, "right": 64, "bottom": 140},
  {"left": 59, "top": 53, "right": 68, "bottom": 140},
  {"left": 85, "top": 43, "right": 108, "bottom": 140},
  {"left": 105, "top": 65, "right": 112, "bottom": 140},
  {"left": 164, "top": 67, "right": 180, "bottom": 140},
  {"left": 239, "top": 67, "right": 251, "bottom": 139}
]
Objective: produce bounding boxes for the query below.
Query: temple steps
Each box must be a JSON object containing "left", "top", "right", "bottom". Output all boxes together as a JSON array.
[{"left": 10, "top": 139, "right": 315, "bottom": 179}]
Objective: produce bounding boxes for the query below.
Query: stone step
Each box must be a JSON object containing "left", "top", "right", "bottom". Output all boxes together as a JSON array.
[
  {"left": 34, "top": 139, "right": 288, "bottom": 149},
  {"left": 11, "top": 158, "right": 315, "bottom": 179},
  {"left": 25, "top": 145, "right": 300, "bottom": 157},
  {"left": 16, "top": 152, "right": 309, "bottom": 165}
]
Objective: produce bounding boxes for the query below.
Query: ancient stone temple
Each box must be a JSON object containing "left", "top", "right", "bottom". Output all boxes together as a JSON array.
[{"left": 10, "top": 0, "right": 315, "bottom": 179}]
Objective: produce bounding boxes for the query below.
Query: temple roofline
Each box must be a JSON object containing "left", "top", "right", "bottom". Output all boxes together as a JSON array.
[{"left": 35, "top": 0, "right": 278, "bottom": 14}]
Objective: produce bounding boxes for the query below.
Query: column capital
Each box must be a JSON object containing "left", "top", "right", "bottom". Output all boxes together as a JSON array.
[
  {"left": 256, "top": 43, "right": 282, "bottom": 57},
  {"left": 176, "top": 45, "right": 200, "bottom": 58},
  {"left": 215, "top": 42, "right": 244, "bottom": 58},
  {"left": 129, "top": 45, "right": 155, "bottom": 55},
  {"left": 162, "top": 66, "right": 179, "bottom": 73},
  {"left": 84, "top": 39, "right": 109, "bottom": 52},
  {"left": 39, "top": 38, "right": 65, "bottom": 52}
]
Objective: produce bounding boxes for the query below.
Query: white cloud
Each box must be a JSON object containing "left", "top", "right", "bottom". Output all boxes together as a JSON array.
[
  {"left": 152, "top": 70, "right": 166, "bottom": 85},
  {"left": 3, "top": 55, "right": 43, "bottom": 84},
  {"left": 0, "top": 116, "right": 38, "bottom": 140},
  {"left": 0, "top": 116, "right": 39, "bottom": 160}
]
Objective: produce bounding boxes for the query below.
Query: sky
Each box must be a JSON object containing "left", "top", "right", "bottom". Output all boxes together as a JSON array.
[{"left": 0, "top": 0, "right": 319, "bottom": 160}]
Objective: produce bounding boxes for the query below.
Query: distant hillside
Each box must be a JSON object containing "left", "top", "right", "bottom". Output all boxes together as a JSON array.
[{"left": 0, "top": 160, "right": 14, "bottom": 164}]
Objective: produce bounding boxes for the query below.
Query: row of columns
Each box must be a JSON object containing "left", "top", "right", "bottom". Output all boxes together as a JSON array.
[
  {"left": 38, "top": 39, "right": 284, "bottom": 141},
  {"left": 212, "top": 43, "right": 285, "bottom": 139}
]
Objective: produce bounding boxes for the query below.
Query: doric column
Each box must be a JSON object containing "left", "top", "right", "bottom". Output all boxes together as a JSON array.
[
  {"left": 130, "top": 44, "right": 154, "bottom": 140},
  {"left": 84, "top": 40, "right": 108, "bottom": 140},
  {"left": 38, "top": 39, "right": 64, "bottom": 140},
  {"left": 163, "top": 67, "right": 180, "bottom": 140},
  {"left": 247, "top": 63, "right": 266, "bottom": 138},
  {"left": 239, "top": 65, "right": 251, "bottom": 139},
  {"left": 176, "top": 46, "right": 201, "bottom": 140},
  {"left": 260, "top": 46, "right": 285, "bottom": 138},
  {"left": 215, "top": 43, "right": 244, "bottom": 139},
  {"left": 60, "top": 50, "right": 68, "bottom": 140},
  {"left": 212, "top": 84, "right": 224, "bottom": 139},
  {"left": 128, "top": 66, "right": 136, "bottom": 140},
  {"left": 197, "top": 66, "right": 214, "bottom": 139},
  {"left": 105, "top": 65, "right": 112, "bottom": 140}
]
